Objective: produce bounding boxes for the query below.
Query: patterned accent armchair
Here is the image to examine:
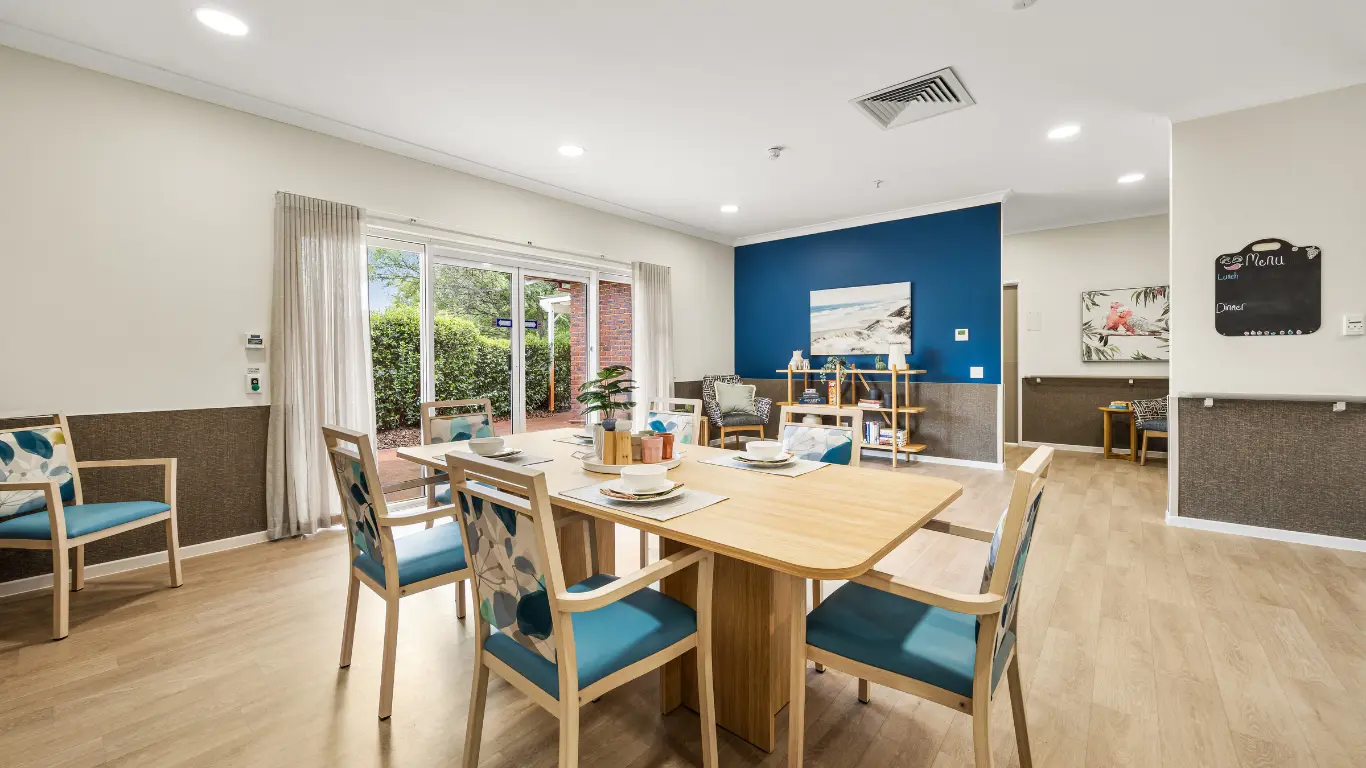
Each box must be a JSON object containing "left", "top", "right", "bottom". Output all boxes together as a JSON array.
[
  {"left": 789, "top": 447, "right": 1054, "bottom": 768},
  {"left": 701, "top": 374, "right": 773, "bottom": 448},
  {"left": 0, "top": 414, "right": 182, "bottom": 640},
  {"left": 447, "top": 452, "right": 718, "bottom": 768},
  {"left": 1130, "top": 396, "right": 1169, "bottom": 465},
  {"left": 323, "top": 425, "right": 473, "bottom": 719}
]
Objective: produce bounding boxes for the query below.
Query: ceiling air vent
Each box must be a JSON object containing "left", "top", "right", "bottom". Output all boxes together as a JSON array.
[{"left": 852, "top": 67, "right": 975, "bottom": 130}]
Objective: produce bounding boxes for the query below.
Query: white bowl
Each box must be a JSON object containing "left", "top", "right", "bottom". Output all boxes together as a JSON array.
[
  {"left": 745, "top": 440, "right": 783, "bottom": 460},
  {"left": 620, "top": 464, "right": 669, "bottom": 493},
  {"left": 468, "top": 437, "right": 506, "bottom": 457}
]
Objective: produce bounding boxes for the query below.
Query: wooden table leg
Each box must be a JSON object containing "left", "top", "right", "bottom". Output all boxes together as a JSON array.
[
  {"left": 1128, "top": 413, "right": 1138, "bottom": 463},
  {"left": 1101, "top": 411, "right": 1113, "bottom": 459},
  {"left": 555, "top": 507, "right": 616, "bottom": 583},
  {"left": 661, "top": 538, "right": 793, "bottom": 752}
]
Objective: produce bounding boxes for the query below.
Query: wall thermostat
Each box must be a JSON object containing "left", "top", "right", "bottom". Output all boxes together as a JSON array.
[
  {"left": 246, "top": 366, "right": 265, "bottom": 394},
  {"left": 1344, "top": 314, "right": 1364, "bottom": 336},
  {"left": 955, "top": 328, "right": 970, "bottom": 341},
  {"left": 246, "top": 333, "right": 265, "bottom": 349}
]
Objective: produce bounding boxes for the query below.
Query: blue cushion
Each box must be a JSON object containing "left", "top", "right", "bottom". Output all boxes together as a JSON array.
[
  {"left": 434, "top": 481, "right": 451, "bottom": 505},
  {"left": 1140, "top": 419, "right": 1167, "bottom": 432},
  {"left": 353, "top": 522, "right": 467, "bottom": 587},
  {"left": 806, "top": 582, "right": 1012, "bottom": 699},
  {"left": 0, "top": 501, "right": 170, "bottom": 540},
  {"left": 485, "top": 574, "right": 697, "bottom": 699}
]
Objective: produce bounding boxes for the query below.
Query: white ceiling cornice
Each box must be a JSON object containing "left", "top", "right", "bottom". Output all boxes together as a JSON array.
[
  {"left": 0, "top": 23, "right": 734, "bottom": 246},
  {"left": 733, "top": 191, "right": 1011, "bottom": 247}
]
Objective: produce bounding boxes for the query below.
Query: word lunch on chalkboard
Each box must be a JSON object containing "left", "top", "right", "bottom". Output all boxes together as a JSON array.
[{"left": 1215, "top": 238, "right": 1321, "bottom": 337}]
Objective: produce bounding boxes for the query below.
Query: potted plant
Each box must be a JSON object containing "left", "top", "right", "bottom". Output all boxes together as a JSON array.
[{"left": 577, "top": 364, "right": 637, "bottom": 423}]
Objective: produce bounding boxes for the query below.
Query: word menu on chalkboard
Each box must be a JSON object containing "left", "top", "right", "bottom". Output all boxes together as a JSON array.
[{"left": 1215, "top": 238, "right": 1321, "bottom": 337}]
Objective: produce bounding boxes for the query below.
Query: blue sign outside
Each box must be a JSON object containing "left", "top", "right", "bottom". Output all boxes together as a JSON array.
[
  {"left": 493, "top": 318, "right": 514, "bottom": 329},
  {"left": 525, "top": 319, "right": 539, "bottom": 330}
]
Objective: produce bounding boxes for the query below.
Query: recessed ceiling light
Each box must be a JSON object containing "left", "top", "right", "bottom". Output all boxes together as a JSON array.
[
  {"left": 720, "top": 204, "right": 739, "bottom": 214},
  {"left": 558, "top": 145, "right": 585, "bottom": 157},
  {"left": 1118, "top": 172, "right": 1146, "bottom": 184},
  {"left": 195, "top": 8, "right": 249, "bottom": 36},
  {"left": 1047, "top": 123, "right": 1081, "bottom": 140}
]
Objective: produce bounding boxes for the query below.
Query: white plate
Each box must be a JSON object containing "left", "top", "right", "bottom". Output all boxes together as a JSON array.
[
  {"left": 469, "top": 448, "right": 521, "bottom": 460},
  {"left": 600, "top": 484, "right": 686, "bottom": 504},
  {"left": 734, "top": 451, "right": 794, "bottom": 464},
  {"left": 607, "top": 479, "right": 676, "bottom": 496}
]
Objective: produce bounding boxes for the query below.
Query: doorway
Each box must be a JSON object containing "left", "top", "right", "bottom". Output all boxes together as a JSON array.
[{"left": 1003, "top": 284, "right": 1019, "bottom": 444}]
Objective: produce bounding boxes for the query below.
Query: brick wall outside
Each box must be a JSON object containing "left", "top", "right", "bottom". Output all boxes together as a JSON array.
[{"left": 569, "top": 279, "right": 633, "bottom": 416}]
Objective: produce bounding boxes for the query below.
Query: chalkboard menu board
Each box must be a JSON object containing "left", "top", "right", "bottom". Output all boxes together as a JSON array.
[{"left": 1215, "top": 238, "right": 1321, "bottom": 337}]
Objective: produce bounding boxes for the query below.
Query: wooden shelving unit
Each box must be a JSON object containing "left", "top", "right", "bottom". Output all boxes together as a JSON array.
[{"left": 776, "top": 366, "right": 928, "bottom": 467}]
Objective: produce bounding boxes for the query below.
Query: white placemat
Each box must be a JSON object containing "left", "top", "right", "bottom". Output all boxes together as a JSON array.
[
  {"left": 447, "top": 449, "right": 554, "bottom": 467},
  {"left": 699, "top": 455, "right": 828, "bottom": 477},
  {"left": 553, "top": 435, "right": 595, "bottom": 446},
  {"left": 558, "top": 482, "right": 728, "bottom": 522}
]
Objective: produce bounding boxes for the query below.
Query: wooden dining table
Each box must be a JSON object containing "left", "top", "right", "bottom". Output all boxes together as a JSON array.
[{"left": 398, "top": 428, "right": 963, "bottom": 752}]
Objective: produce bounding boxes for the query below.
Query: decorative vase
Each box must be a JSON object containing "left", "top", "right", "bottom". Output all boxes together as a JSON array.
[
  {"left": 875, "top": 355, "right": 887, "bottom": 370},
  {"left": 867, "top": 385, "right": 883, "bottom": 402},
  {"left": 789, "top": 350, "right": 805, "bottom": 370},
  {"left": 802, "top": 414, "right": 822, "bottom": 425},
  {"left": 888, "top": 343, "right": 907, "bottom": 369}
]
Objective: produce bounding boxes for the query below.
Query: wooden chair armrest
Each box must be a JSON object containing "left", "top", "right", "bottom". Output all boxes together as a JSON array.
[
  {"left": 557, "top": 547, "right": 709, "bottom": 613},
  {"left": 74, "top": 458, "right": 177, "bottom": 505},
  {"left": 380, "top": 475, "right": 446, "bottom": 494},
  {"left": 922, "top": 519, "right": 995, "bottom": 543},
  {"left": 853, "top": 569, "right": 1003, "bottom": 616},
  {"left": 379, "top": 504, "right": 457, "bottom": 527},
  {"left": 0, "top": 480, "right": 64, "bottom": 492},
  {"left": 555, "top": 512, "right": 594, "bottom": 530}
]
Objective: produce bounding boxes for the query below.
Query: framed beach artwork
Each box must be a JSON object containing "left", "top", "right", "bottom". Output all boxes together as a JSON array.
[
  {"left": 1081, "top": 285, "right": 1170, "bottom": 362},
  {"left": 810, "top": 282, "right": 912, "bottom": 355}
]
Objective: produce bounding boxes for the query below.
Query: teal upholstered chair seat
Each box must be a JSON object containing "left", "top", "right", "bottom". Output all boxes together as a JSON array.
[
  {"left": 484, "top": 573, "right": 698, "bottom": 699},
  {"left": 0, "top": 501, "right": 171, "bottom": 540},
  {"left": 353, "top": 522, "right": 467, "bottom": 588},
  {"left": 434, "top": 481, "right": 451, "bottom": 506},
  {"left": 806, "top": 582, "right": 1013, "bottom": 699}
]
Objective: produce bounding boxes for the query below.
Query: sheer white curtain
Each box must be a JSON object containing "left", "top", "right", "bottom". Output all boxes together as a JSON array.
[
  {"left": 631, "top": 262, "right": 674, "bottom": 428},
  {"left": 266, "top": 192, "right": 374, "bottom": 539}
]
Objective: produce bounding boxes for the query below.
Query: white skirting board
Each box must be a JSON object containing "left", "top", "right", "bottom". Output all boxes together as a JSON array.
[
  {"left": 1018, "top": 440, "right": 1167, "bottom": 459},
  {"left": 1165, "top": 511, "right": 1366, "bottom": 553},
  {"left": 0, "top": 530, "right": 269, "bottom": 598},
  {"left": 860, "top": 447, "right": 1005, "bottom": 471}
]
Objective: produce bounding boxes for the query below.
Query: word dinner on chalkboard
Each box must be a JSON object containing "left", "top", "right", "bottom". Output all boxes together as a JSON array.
[{"left": 1214, "top": 238, "right": 1321, "bottom": 337}]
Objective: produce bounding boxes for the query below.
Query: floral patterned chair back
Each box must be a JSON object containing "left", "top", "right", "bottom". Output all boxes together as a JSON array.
[
  {"left": 322, "top": 428, "right": 391, "bottom": 574},
  {"left": 449, "top": 454, "right": 565, "bottom": 664},
  {"left": 421, "top": 399, "right": 496, "bottom": 445},
  {"left": 647, "top": 398, "right": 703, "bottom": 446},
  {"left": 978, "top": 447, "right": 1053, "bottom": 659},
  {"left": 777, "top": 405, "right": 862, "bottom": 466},
  {"left": 0, "top": 416, "right": 81, "bottom": 524}
]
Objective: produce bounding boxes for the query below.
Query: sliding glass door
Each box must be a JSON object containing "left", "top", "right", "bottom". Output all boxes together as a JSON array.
[{"left": 367, "top": 233, "right": 629, "bottom": 468}]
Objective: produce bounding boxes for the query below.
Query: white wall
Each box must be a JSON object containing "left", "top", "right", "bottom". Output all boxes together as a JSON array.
[
  {"left": 1172, "top": 84, "right": 1366, "bottom": 398},
  {"left": 0, "top": 46, "right": 734, "bottom": 417},
  {"left": 1003, "top": 215, "right": 1171, "bottom": 377}
]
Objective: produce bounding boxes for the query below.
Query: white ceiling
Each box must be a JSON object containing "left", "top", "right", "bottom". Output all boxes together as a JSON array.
[{"left": 3, "top": 0, "right": 1365, "bottom": 243}]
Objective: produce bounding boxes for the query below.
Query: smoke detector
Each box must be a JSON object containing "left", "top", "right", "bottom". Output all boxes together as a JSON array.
[
  {"left": 768, "top": 146, "right": 784, "bottom": 160},
  {"left": 851, "top": 67, "right": 975, "bottom": 130}
]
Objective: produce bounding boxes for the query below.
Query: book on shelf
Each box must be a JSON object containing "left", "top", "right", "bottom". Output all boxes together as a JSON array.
[{"left": 856, "top": 399, "right": 881, "bottom": 408}]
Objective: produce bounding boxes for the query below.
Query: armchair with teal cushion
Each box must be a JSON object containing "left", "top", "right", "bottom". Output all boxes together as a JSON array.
[
  {"left": 446, "top": 451, "right": 718, "bottom": 768},
  {"left": 323, "top": 425, "right": 473, "bottom": 720},
  {"left": 788, "top": 446, "right": 1054, "bottom": 768},
  {"left": 0, "top": 414, "right": 182, "bottom": 640},
  {"left": 419, "top": 398, "right": 496, "bottom": 590}
]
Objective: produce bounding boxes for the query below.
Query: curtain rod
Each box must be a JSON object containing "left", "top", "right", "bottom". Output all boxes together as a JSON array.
[{"left": 365, "top": 209, "right": 632, "bottom": 268}]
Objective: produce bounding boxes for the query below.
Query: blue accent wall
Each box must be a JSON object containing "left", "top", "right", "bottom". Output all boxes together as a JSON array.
[{"left": 734, "top": 204, "right": 1001, "bottom": 384}]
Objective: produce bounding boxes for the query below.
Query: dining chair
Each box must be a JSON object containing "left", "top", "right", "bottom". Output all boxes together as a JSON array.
[
  {"left": 0, "top": 414, "right": 182, "bottom": 640},
  {"left": 323, "top": 424, "right": 473, "bottom": 719},
  {"left": 420, "top": 397, "right": 496, "bottom": 509},
  {"left": 701, "top": 374, "right": 772, "bottom": 448},
  {"left": 447, "top": 452, "right": 718, "bottom": 768},
  {"left": 1130, "top": 396, "right": 1168, "bottom": 465},
  {"left": 638, "top": 397, "right": 704, "bottom": 566},
  {"left": 778, "top": 404, "right": 862, "bottom": 671},
  {"left": 788, "top": 446, "right": 1054, "bottom": 768}
]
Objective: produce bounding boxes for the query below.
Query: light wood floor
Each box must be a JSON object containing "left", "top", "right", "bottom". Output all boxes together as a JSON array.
[{"left": 3, "top": 448, "right": 1365, "bottom": 767}]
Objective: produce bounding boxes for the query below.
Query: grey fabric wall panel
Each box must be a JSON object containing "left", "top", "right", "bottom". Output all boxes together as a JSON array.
[
  {"left": 1176, "top": 398, "right": 1366, "bottom": 540},
  {"left": 0, "top": 406, "right": 269, "bottom": 584},
  {"left": 1021, "top": 377, "right": 1169, "bottom": 449}
]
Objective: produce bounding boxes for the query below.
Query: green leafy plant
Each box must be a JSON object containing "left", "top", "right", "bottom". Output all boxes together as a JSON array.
[
  {"left": 576, "top": 365, "right": 637, "bottom": 420},
  {"left": 818, "top": 356, "right": 848, "bottom": 383}
]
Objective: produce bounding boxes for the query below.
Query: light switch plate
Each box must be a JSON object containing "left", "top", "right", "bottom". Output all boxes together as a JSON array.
[
  {"left": 955, "top": 328, "right": 970, "bottom": 341},
  {"left": 1344, "top": 314, "right": 1364, "bottom": 336},
  {"left": 970, "top": 366, "right": 984, "bottom": 379}
]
